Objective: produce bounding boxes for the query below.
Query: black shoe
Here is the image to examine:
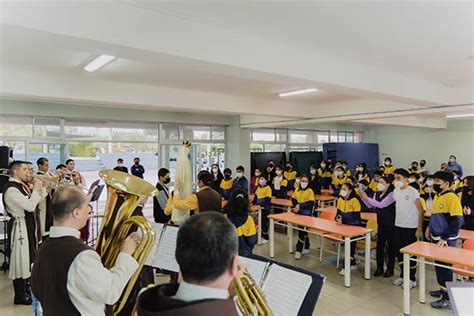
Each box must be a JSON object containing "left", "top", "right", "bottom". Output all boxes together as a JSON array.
[
  {"left": 430, "top": 298, "right": 451, "bottom": 310},
  {"left": 14, "top": 293, "right": 32, "bottom": 305},
  {"left": 374, "top": 268, "right": 384, "bottom": 277},
  {"left": 383, "top": 269, "right": 394, "bottom": 278},
  {"left": 429, "top": 290, "right": 443, "bottom": 298}
]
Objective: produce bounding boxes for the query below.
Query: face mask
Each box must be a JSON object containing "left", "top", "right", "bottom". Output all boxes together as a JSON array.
[
  {"left": 374, "top": 176, "right": 380, "bottom": 182},
  {"left": 433, "top": 183, "right": 442, "bottom": 193},
  {"left": 275, "top": 170, "right": 282, "bottom": 176},
  {"left": 236, "top": 172, "right": 243, "bottom": 178},
  {"left": 384, "top": 161, "right": 391, "bottom": 166},
  {"left": 212, "top": 168, "right": 218, "bottom": 173},
  {"left": 340, "top": 190, "right": 348, "bottom": 198},
  {"left": 394, "top": 180, "right": 403, "bottom": 188},
  {"left": 134, "top": 161, "right": 139, "bottom": 165},
  {"left": 377, "top": 183, "right": 385, "bottom": 191},
  {"left": 336, "top": 171, "right": 343, "bottom": 177},
  {"left": 163, "top": 178, "right": 171, "bottom": 184},
  {"left": 453, "top": 175, "right": 458, "bottom": 180},
  {"left": 408, "top": 178, "right": 416, "bottom": 183},
  {"left": 255, "top": 172, "right": 261, "bottom": 177},
  {"left": 310, "top": 169, "right": 316, "bottom": 175},
  {"left": 449, "top": 158, "right": 455, "bottom": 163},
  {"left": 321, "top": 163, "right": 326, "bottom": 168},
  {"left": 358, "top": 184, "right": 366, "bottom": 191},
  {"left": 286, "top": 166, "right": 292, "bottom": 171},
  {"left": 300, "top": 182, "right": 308, "bottom": 189},
  {"left": 426, "top": 180, "right": 434, "bottom": 186},
  {"left": 295, "top": 179, "right": 300, "bottom": 184},
  {"left": 224, "top": 174, "right": 231, "bottom": 180},
  {"left": 118, "top": 163, "right": 123, "bottom": 167},
  {"left": 411, "top": 166, "right": 417, "bottom": 170},
  {"left": 356, "top": 167, "right": 363, "bottom": 172},
  {"left": 258, "top": 180, "right": 266, "bottom": 186}
]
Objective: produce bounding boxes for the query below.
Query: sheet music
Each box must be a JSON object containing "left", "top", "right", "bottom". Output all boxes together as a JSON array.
[
  {"left": 155, "top": 225, "right": 180, "bottom": 272},
  {"left": 262, "top": 264, "right": 312, "bottom": 316},
  {"left": 145, "top": 223, "right": 164, "bottom": 267},
  {"left": 238, "top": 256, "right": 269, "bottom": 287},
  {"left": 450, "top": 287, "right": 474, "bottom": 316}
]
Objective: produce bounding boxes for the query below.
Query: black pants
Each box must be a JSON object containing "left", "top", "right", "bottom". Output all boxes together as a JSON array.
[
  {"left": 296, "top": 227, "right": 310, "bottom": 252},
  {"left": 394, "top": 226, "right": 417, "bottom": 281},
  {"left": 432, "top": 238, "right": 457, "bottom": 300},
  {"left": 377, "top": 225, "right": 396, "bottom": 272},
  {"left": 261, "top": 208, "right": 270, "bottom": 240}
]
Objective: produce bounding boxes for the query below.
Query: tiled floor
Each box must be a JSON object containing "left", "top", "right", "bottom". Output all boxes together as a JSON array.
[{"left": 0, "top": 228, "right": 452, "bottom": 315}]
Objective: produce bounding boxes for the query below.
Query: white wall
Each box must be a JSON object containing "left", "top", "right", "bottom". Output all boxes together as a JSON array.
[{"left": 363, "top": 118, "right": 474, "bottom": 175}]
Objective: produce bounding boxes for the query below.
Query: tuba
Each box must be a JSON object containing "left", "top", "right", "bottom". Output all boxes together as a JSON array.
[
  {"left": 96, "top": 170, "right": 158, "bottom": 315},
  {"left": 231, "top": 267, "right": 273, "bottom": 316}
]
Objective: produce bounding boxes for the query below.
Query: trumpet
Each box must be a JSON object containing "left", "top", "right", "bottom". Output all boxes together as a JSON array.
[
  {"left": 231, "top": 267, "right": 273, "bottom": 316},
  {"left": 0, "top": 168, "right": 73, "bottom": 189}
]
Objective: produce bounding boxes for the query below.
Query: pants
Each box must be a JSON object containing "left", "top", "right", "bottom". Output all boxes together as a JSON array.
[
  {"left": 377, "top": 225, "right": 396, "bottom": 272},
  {"left": 349, "top": 239, "right": 357, "bottom": 265},
  {"left": 432, "top": 238, "right": 457, "bottom": 300},
  {"left": 261, "top": 208, "right": 270, "bottom": 240},
  {"left": 296, "top": 227, "right": 310, "bottom": 252},
  {"left": 394, "top": 226, "right": 417, "bottom": 281}
]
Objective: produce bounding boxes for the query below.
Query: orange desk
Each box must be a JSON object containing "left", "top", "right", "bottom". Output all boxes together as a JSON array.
[
  {"left": 314, "top": 194, "right": 337, "bottom": 207},
  {"left": 400, "top": 241, "right": 474, "bottom": 315},
  {"left": 321, "top": 189, "right": 334, "bottom": 196},
  {"left": 271, "top": 198, "right": 293, "bottom": 208},
  {"left": 315, "top": 206, "right": 377, "bottom": 222},
  {"left": 268, "top": 212, "right": 372, "bottom": 287},
  {"left": 459, "top": 229, "right": 474, "bottom": 241}
]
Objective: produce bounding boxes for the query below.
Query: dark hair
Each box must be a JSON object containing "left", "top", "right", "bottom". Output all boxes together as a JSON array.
[
  {"left": 384, "top": 157, "right": 392, "bottom": 162},
  {"left": 358, "top": 179, "right": 369, "bottom": 186},
  {"left": 175, "top": 212, "right": 238, "bottom": 282},
  {"left": 223, "top": 168, "right": 232, "bottom": 175},
  {"left": 134, "top": 157, "right": 140, "bottom": 161},
  {"left": 300, "top": 174, "right": 310, "bottom": 182},
  {"left": 65, "top": 159, "right": 74, "bottom": 165},
  {"left": 275, "top": 165, "right": 283, "bottom": 171},
  {"left": 158, "top": 168, "right": 170, "bottom": 178},
  {"left": 464, "top": 176, "right": 474, "bottom": 189},
  {"left": 449, "top": 155, "right": 456, "bottom": 159},
  {"left": 56, "top": 164, "right": 66, "bottom": 170},
  {"left": 51, "top": 186, "right": 87, "bottom": 221},
  {"left": 197, "top": 170, "right": 213, "bottom": 185},
  {"left": 409, "top": 172, "right": 421, "bottom": 180},
  {"left": 37, "top": 157, "right": 48, "bottom": 167},
  {"left": 236, "top": 165, "right": 244, "bottom": 172},
  {"left": 373, "top": 170, "right": 383, "bottom": 177},
  {"left": 411, "top": 161, "right": 419, "bottom": 166},
  {"left": 117, "top": 158, "right": 124, "bottom": 163},
  {"left": 9, "top": 160, "right": 26, "bottom": 174},
  {"left": 433, "top": 171, "right": 454, "bottom": 185},
  {"left": 379, "top": 175, "right": 395, "bottom": 196},
  {"left": 409, "top": 182, "right": 420, "bottom": 191},
  {"left": 224, "top": 188, "right": 249, "bottom": 217},
  {"left": 394, "top": 168, "right": 409, "bottom": 178},
  {"left": 310, "top": 164, "right": 317, "bottom": 170}
]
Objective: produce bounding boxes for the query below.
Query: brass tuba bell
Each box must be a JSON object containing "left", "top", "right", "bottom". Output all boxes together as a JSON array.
[
  {"left": 96, "top": 170, "right": 158, "bottom": 315},
  {"left": 231, "top": 267, "right": 273, "bottom": 316}
]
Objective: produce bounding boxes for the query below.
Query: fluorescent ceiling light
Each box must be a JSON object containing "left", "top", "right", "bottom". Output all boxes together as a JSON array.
[
  {"left": 83, "top": 55, "right": 116, "bottom": 72},
  {"left": 446, "top": 113, "right": 474, "bottom": 118},
  {"left": 278, "top": 88, "right": 319, "bottom": 97}
]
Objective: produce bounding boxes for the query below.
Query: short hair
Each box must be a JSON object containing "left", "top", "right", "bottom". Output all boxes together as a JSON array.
[
  {"left": 56, "top": 164, "right": 66, "bottom": 170},
  {"left": 65, "top": 159, "right": 74, "bottom": 165},
  {"left": 9, "top": 160, "right": 26, "bottom": 174},
  {"left": 409, "top": 172, "right": 421, "bottom": 180},
  {"left": 449, "top": 155, "right": 456, "bottom": 159},
  {"left": 51, "top": 186, "right": 87, "bottom": 221},
  {"left": 236, "top": 165, "right": 244, "bottom": 172},
  {"left": 433, "top": 171, "right": 454, "bottom": 185},
  {"left": 117, "top": 158, "right": 124, "bottom": 163},
  {"left": 381, "top": 174, "right": 395, "bottom": 185},
  {"left": 358, "top": 179, "right": 369, "bottom": 186},
  {"left": 394, "top": 168, "right": 409, "bottom": 178},
  {"left": 175, "top": 212, "right": 238, "bottom": 282},
  {"left": 223, "top": 168, "right": 232, "bottom": 175},
  {"left": 411, "top": 161, "right": 419, "bottom": 166},
  {"left": 384, "top": 157, "right": 392, "bottom": 162},
  {"left": 197, "top": 170, "right": 213, "bottom": 185},
  {"left": 300, "top": 174, "right": 310, "bottom": 181},
  {"left": 158, "top": 168, "right": 170, "bottom": 178},
  {"left": 134, "top": 157, "right": 140, "bottom": 161},
  {"left": 37, "top": 157, "right": 48, "bottom": 167},
  {"left": 373, "top": 170, "right": 383, "bottom": 177}
]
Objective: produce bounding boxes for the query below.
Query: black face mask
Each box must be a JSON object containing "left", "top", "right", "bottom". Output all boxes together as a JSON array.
[
  {"left": 420, "top": 162, "right": 425, "bottom": 167},
  {"left": 286, "top": 166, "right": 292, "bottom": 171},
  {"left": 411, "top": 166, "right": 417, "bottom": 170},
  {"left": 134, "top": 161, "right": 139, "bottom": 165},
  {"left": 224, "top": 174, "right": 231, "bottom": 180},
  {"left": 433, "top": 184, "right": 442, "bottom": 193},
  {"left": 163, "top": 178, "right": 171, "bottom": 184}
]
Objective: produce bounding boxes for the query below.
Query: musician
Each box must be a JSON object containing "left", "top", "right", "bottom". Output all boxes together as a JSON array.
[
  {"left": 136, "top": 212, "right": 239, "bottom": 315},
  {"left": 114, "top": 158, "right": 129, "bottom": 173},
  {"left": 37, "top": 157, "right": 54, "bottom": 239},
  {"left": 31, "top": 186, "right": 141, "bottom": 315},
  {"left": 2, "top": 161, "right": 45, "bottom": 305}
]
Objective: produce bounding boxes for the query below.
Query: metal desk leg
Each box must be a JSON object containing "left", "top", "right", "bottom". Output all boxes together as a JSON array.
[
  {"left": 419, "top": 257, "right": 425, "bottom": 304},
  {"left": 286, "top": 206, "right": 291, "bottom": 239},
  {"left": 403, "top": 253, "right": 410, "bottom": 315},
  {"left": 257, "top": 209, "right": 262, "bottom": 245},
  {"left": 288, "top": 223, "right": 293, "bottom": 253},
  {"left": 364, "top": 232, "right": 371, "bottom": 280},
  {"left": 344, "top": 236, "right": 351, "bottom": 287},
  {"left": 269, "top": 219, "right": 275, "bottom": 258}
]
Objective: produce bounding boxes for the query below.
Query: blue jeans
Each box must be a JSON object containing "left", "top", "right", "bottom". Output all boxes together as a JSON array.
[{"left": 31, "top": 289, "right": 43, "bottom": 316}]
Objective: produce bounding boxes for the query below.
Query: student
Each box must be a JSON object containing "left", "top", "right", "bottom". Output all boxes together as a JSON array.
[
  {"left": 420, "top": 175, "right": 435, "bottom": 211},
  {"left": 231, "top": 165, "right": 249, "bottom": 193},
  {"left": 130, "top": 157, "right": 145, "bottom": 179},
  {"left": 369, "top": 170, "right": 383, "bottom": 193},
  {"left": 249, "top": 168, "right": 261, "bottom": 195},
  {"left": 253, "top": 176, "right": 272, "bottom": 244},
  {"left": 408, "top": 173, "right": 421, "bottom": 191},
  {"left": 113, "top": 158, "right": 128, "bottom": 173},
  {"left": 293, "top": 173, "right": 301, "bottom": 192},
  {"left": 283, "top": 162, "right": 297, "bottom": 191},
  {"left": 419, "top": 159, "right": 428, "bottom": 175},
  {"left": 331, "top": 166, "right": 347, "bottom": 195},
  {"left": 425, "top": 171, "right": 463, "bottom": 310},
  {"left": 291, "top": 175, "right": 315, "bottom": 260},
  {"left": 447, "top": 155, "right": 463, "bottom": 177},
  {"left": 210, "top": 164, "right": 224, "bottom": 192},
  {"left": 341, "top": 161, "right": 351, "bottom": 177},
  {"left": 450, "top": 170, "right": 463, "bottom": 197},
  {"left": 408, "top": 161, "right": 421, "bottom": 174},
  {"left": 264, "top": 160, "right": 276, "bottom": 183},
  {"left": 335, "top": 183, "right": 362, "bottom": 275},
  {"left": 354, "top": 163, "right": 370, "bottom": 183},
  {"left": 360, "top": 175, "right": 396, "bottom": 277},
  {"left": 219, "top": 168, "right": 234, "bottom": 200},
  {"left": 383, "top": 157, "right": 395, "bottom": 175},
  {"left": 461, "top": 176, "right": 474, "bottom": 230},
  {"left": 309, "top": 164, "right": 322, "bottom": 195},
  {"left": 440, "top": 163, "right": 448, "bottom": 172},
  {"left": 223, "top": 189, "right": 257, "bottom": 256},
  {"left": 392, "top": 168, "right": 424, "bottom": 289},
  {"left": 317, "top": 160, "right": 333, "bottom": 189},
  {"left": 272, "top": 165, "right": 288, "bottom": 199}
]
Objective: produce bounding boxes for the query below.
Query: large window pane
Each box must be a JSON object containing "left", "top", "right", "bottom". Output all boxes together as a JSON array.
[
  {"left": 252, "top": 129, "right": 275, "bottom": 142},
  {"left": 65, "top": 121, "right": 111, "bottom": 141},
  {"left": 316, "top": 131, "right": 329, "bottom": 144},
  {"left": 0, "top": 116, "right": 32, "bottom": 137},
  {"left": 354, "top": 132, "right": 362, "bottom": 143},
  {"left": 3, "top": 141, "right": 26, "bottom": 160},
  {"left": 33, "top": 117, "right": 61, "bottom": 138},
  {"left": 211, "top": 126, "right": 225, "bottom": 140},
  {"left": 346, "top": 132, "right": 354, "bottom": 143},
  {"left": 110, "top": 122, "right": 158, "bottom": 142},
  {"left": 180, "top": 125, "right": 211, "bottom": 141},
  {"left": 275, "top": 129, "right": 287, "bottom": 142},
  {"left": 289, "top": 130, "right": 314, "bottom": 144},
  {"left": 337, "top": 131, "right": 346, "bottom": 142},
  {"left": 329, "top": 131, "right": 338, "bottom": 142},
  {"left": 264, "top": 144, "right": 286, "bottom": 152},
  {"left": 161, "top": 124, "right": 180, "bottom": 140},
  {"left": 250, "top": 143, "right": 264, "bottom": 152}
]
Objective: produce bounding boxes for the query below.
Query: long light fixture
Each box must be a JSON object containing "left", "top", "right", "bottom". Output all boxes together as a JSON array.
[
  {"left": 83, "top": 55, "right": 116, "bottom": 72},
  {"left": 278, "top": 88, "right": 319, "bottom": 97},
  {"left": 446, "top": 113, "right": 474, "bottom": 118}
]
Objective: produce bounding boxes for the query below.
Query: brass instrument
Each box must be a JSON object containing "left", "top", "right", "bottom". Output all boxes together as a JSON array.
[
  {"left": 0, "top": 168, "right": 62, "bottom": 188},
  {"left": 96, "top": 170, "right": 157, "bottom": 315},
  {"left": 231, "top": 267, "right": 273, "bottom": 316}
]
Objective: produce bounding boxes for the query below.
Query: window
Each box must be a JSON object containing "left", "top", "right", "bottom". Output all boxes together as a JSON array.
[
  {"left": 330, "top": 131, "right": 338, "bottom": 142},
  {"left": 289, "top": 130, "right": 315, "bottom": 144},
  {"left": 316, "top": 131, "right": 329, "bottom": 144},
  {"left": 337, "top": 131, "right": 346, "bottom": 142},
  {"left": 252, "top": 129, "right": 275, "bottom": 142},
  {"left": 250, "top": 143, "right": 264, "bottom": 152},
  {"left": 110, "top": 123, "right": 158, "bottom": 142},
  {"left": 64, "top": 120, "right": 111, "bottom": 141},
  {"left": 346, "top": 132, "right": 354, "bottom": 143},
  {"left": 33, "top": 117, "right": 61, "bottom": 138},
  {"left": 0, "top": 116, "right": 32, "bottom": 137},
  {"left": 264, "top": 144, "right": 286, "bottom": 152},
  {"left": 160, "top": 123, "right": 180, "bottom": 140},
  {"left": 354, "top": 132, "right": 362, "bottom": 143},
  {"left": 180, "top": 125, "right": 211, "bottom": 141},
  {"left": 211, "top": 126, "right": 225, "bottom": 140},
  {"left": 275, "top": 129, "right": 287, "bottom": 142}
]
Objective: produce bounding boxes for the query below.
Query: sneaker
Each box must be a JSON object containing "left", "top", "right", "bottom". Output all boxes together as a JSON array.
[
  {"left": 259, "top": 239, "right": 269, "bottom": 245},
  {"left": 294, "top": 252, "right": 302, "bottom": 260},
  {"left": 429, "top": 290, "right": 443, "bottom": 298},
  {"left": 430, "top": 299, "right": 451, "bottom": 310},
  {"left": 339, "top": 265, "right": 357, "bottom": 276},
  {"left": 393, "top": 277, "right": 404, "bottom": 286},
  {"left": 302, "top": 249, "right": 310, "bottom": 255},
  {"left": 402, "top": 280, "right": 417, "bottom": 289}
]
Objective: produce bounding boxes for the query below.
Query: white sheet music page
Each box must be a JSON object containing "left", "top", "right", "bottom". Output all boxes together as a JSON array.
[
  {"left": 145, "top": 223, "right": 164, "bottom": 267},
  {"left": 261, "top": 264, "right": 312, "bottom": 316},
  {"left": 238, "top": 256, "right": 269, "bottom": 287},
  {"left": 155, "top": 225, "right": 180, "bottom": 272}
]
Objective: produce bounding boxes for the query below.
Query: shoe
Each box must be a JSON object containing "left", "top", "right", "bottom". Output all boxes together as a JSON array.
[
  {"left": 302, "top": 249, "right": 310, "bottom": 255},
  {"left": 402, "top": 280, "right": 417, "bottom": 289},
  {"left": 339, "top": 265, "right": 357, "bottom": 276},
  {"left": 13, "top": 279, "right": 32, "bottom": 305},
  {"left": 294, "top": 252, "right": 302, "bottom": 260},
  {"left": 383, "top": 270, "right": 394, "bottom": 278},
  {"left": 430, "top": 299, "right": 451, "bottom": 310},
  {"left": 374, "top": 268, "right": 384, "bottom": 277},
  {"left": 259, "top": 239, "right": 269, "bottom": 245},
  {"left": 429, "top": 290, "right": 443, "bottom": 298},
  {"left": 393, "top": 277, "right": 404, "bottom": 286},
  {"left": 14, "top": 293, "right": 32, "bottom": 305}
]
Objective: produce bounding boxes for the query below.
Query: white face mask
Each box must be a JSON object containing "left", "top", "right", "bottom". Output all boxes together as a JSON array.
[
  {"left": 255, "top": 172, "right": 261, "bottom": 177},
  {"left": 394, "top": 180, "right": 403, "bottom": 188},
  {"left": 336, "top": 171, "right": 343, "bottom": 177},
  {"left": 426, "top": 180, "right": 434, "bottom": 186},
  {"left": 310, "top": 169, "right": 316, "bottom": 175},
  {"left": 275, "top": 170, "right": 282, "bottom": 176},
  {"left": 377, "top": 183, "right": 385, "bottom": 191},
  {"left": 258, "top": 180, "right": 266, "bottom": 186},
  {"left": 408, "top": 178, "right": 416, "bottom": 183},
  {"left": 449, "top": 158, "right": 455, "bottom": 163},
  {"left": 340, "top": 190, "right": 348, "bottom": 197},
  {"left": 118, "top": 163, "right": 123, "bottom": 167},
  {"left": 356, "top": 167, "right": 363, "bottom": 172},
  {"left": 453, "top": 175, "right": 458, "bottom": 180},
  {"left": 384, "top": 161, "right": 391, "bottom": 166},
  {"left": 321, "top": 163, "right": 326, "bottom": 168},
  {"left": 300, "top": 182, "right": 308, "bottom": 189},
  {"left": 236, "top": 172, "right": 243, "bottom": 178}
]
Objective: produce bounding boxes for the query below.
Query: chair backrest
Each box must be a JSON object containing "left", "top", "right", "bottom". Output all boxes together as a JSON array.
[
  {"left": 366, "top": 219, "right": 378, "bottom": 234},
  {"left": 463, "top": 239, "right": 474, "bottom": 250},
  {"left": 320, "top": 211, "right": 335, "bottom": 221}
]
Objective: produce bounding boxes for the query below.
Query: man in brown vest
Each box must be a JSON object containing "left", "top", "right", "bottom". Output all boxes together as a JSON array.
[
  {"left": 30, "top": 186, "right": 141, "bottom": 315},
  {"left": 136, "top": 212, "right": 239, "bottom": 315}
]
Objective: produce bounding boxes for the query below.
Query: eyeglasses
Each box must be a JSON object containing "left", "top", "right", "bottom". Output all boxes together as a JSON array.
[{"left": 88, "top": 204, "right": 93, "bottom": 215}]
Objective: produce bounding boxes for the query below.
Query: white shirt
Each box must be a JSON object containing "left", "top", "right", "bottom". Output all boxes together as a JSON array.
[
  {"left": 3, "top": 177, "right": 44, "bottom": 217},
  {"left": 173, "top": 280, "right": 229, "bottom": 302},
  {"left": 49, "top": 226, "right": 139, "bottom": 316},
  {"left": 393, "top": 185, "right": 420, "bottom": 228}
]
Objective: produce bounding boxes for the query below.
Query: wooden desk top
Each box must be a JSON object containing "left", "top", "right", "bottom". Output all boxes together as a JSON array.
[
  {"left": 314, "top": 195, "right": 337, "bottom": 201},
  {"left": 316, "top": 206, "right": 377, "bottom": 222},
  {"left": 321, "top": 189, "right": 334, "bottom": 196},
  {"left": 401, "top": 241, "right": 474, "bottom": 268},
  {"left": 271, "top": 198, "right": 293, "bottom": 207},
  {"left": 459, "top": 229, "right": 474, "bottom": 241},
  {"left": 269, "top": 212, "right": 372, "bottom": 238}
]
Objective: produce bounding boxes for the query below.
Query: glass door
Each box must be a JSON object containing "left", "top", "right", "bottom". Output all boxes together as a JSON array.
[{"left": 28, "top": 142, "right": 66, "bottom": 172}]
